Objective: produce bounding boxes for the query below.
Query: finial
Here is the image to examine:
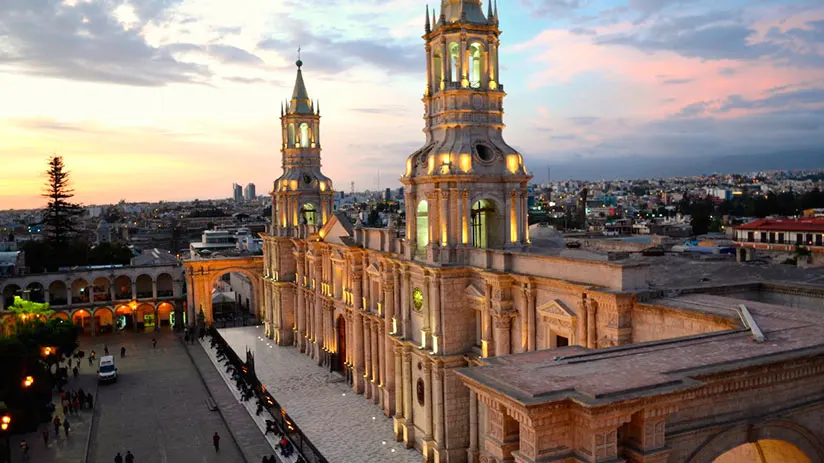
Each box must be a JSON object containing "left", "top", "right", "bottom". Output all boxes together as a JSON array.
[
  {"left": 487, "top": 0, "right": 493, "bottom": 22},
  {"left": 432, "top": 10, "right": 437, "bottom": 30},
  {"left": 425, "top": 5, "right": 431, "bottom": 33},
  {"left": 494, "top": 0, "right": 498, "bottom": 23},
  {"left": 280, "top": 101, "right": 284, "bottom": 116},
  {"left": 316, "top": 99, "right": 320, "bottom": 115},
  {"left": 296, "top": 45, "right": 303, "bottom": 68}
]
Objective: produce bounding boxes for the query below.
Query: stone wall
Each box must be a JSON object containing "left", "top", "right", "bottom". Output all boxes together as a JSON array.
[{"left": 631, "top": 303, "right": 738, "bottom": 343}]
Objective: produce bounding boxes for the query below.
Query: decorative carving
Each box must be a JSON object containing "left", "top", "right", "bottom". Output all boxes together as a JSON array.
[
  {"left": 412, "top": 287, "right": 424, "bottom": 312},
  {"left": 417, "top": 378, "right": 425, "bottom": 406}
]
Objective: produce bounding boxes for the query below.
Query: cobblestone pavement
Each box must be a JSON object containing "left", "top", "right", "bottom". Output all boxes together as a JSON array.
[
  {"left": 219, "top": 326, "right": 421, "bottom": 463},
  {"left": 86, "top": 331, "right": 246, "bottom": 463},
  {"left": 9, "top": 339, "right": 99, "bottom": 463}
]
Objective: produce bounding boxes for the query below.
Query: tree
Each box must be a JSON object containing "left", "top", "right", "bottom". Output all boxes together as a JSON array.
[
  {"left": 42, "top": 156, "right": 82, "bottom": 257},
  {"left": 7, "top": 297, "right": 54, "bottom": 321}
]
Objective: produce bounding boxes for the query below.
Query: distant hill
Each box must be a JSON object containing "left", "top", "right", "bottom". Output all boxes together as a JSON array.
[{"left": 532, "top": 151, "right": 824, "bottom": 181}]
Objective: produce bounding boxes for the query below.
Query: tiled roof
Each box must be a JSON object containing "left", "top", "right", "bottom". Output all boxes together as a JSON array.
[{"left": 736, "top": 218, "right": 824, "bottom": 232}]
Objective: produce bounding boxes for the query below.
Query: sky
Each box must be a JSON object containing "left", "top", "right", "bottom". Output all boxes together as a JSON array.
[{"left": 1, "top": 0, "right": 823, "bottom": 209}]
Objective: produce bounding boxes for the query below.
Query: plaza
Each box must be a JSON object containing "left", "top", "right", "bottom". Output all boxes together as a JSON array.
[{"left": 220, "top": 326, "right": 420, "bottom": 463}]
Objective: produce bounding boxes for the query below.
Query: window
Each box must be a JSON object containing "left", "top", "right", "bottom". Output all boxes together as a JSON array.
[
  {"left": 769, "top": 232, "right": 775, "bottom": 243},
  {"left": 475, "top": 310, "right": 482, "bottom": 347},
  {"left": 747, "top": 232, "right": 754, "bottom": 242},
  {"left": 433, "top": 52, "right": 443, "bottom": 87},
  {"left": 555, "top": 335, "right": 569, "bottom": 347},
  {"left": 468, "top": 43, "right": 483, "bottom": 87},
  {"left": 288, "top": 123, "right": 295, "bottom": 147},
  {"left": 416, "top": 200, "right": 429, "bottom": 250},
  {"left": 778, "top": 232, "right": 784, "bottom": 244},
  {"left": 761, "top": 233, "right": 767, "bottom": 243},
  {"left": 471, "top": 200, "right": 495, "bottom": 248},
  {"left": 416, "top": 378, "right": 425, "bottom": 406},
  {"left": 299, "top": 123, "right": 310, "bottom": 148},
  {"left": 301, "top": 203, "right": 317, "bottom": 225},
  {"left": 817, "top": 235, "right": 823, "bottom": 247},
  {"left": 797, "top": 234, "right": 804, "bottom": 245},
  {"left": 449, "top": 42, "right": 460, "bottom": 82}
]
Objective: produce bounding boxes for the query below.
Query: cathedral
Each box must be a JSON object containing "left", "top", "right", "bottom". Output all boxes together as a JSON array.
[{"left": 260, "top": 1, "right": 824, "bottom": 462}]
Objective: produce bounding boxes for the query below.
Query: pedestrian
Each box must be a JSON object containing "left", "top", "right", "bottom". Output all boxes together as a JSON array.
[
  {"left": 72, "top": 397, "right": 80, "bottom": 413},
  {"left": 63, "top": 417, "right": 70, "bottom": 437},
  {"left": 87, "top": 392, "right": 94, "bottom": 409},
  {"left": 120, "top": 346, "right": 126, "bottom": 358},
  {"left": 114, "top": 452, "right": 123, "bottom": 463},
  {"left": 20, "top": 440, "right": 30, "bottom": 461},
  {"left": 125, "top": 450, "right": 134, "bottom": 463},
  {"left": 67, "top": 398, "right": 74, "bottom": 415},
  {"left": 42, "top": 428, "right": 49, "bottom": 447},
  {"left": 213, "top": 432, "right": 220, "bottom": 453},
  {"left": 152, "top": 337, "right": 157, "bottom": 349},
  {"left": 73, "top": 366, "right": 79, "bottom": 378},
  {"left": 88, "top": 355, "right": 93, "bottom": 367},
  {"left": 104, "top": 345, "right": 109, "bottom": 355},
  {"left": 53, "top": 416, "right": 61, "bottom": 435}
]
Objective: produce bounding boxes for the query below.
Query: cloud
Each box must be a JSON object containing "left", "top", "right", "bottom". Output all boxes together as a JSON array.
[
  {"left": 349, "top": 106, "right": 411, "bottom": 115},
  {"left": 569, "top": 116, "right": 600, "bottom": 125},
  {"left": 569, "top": 27, "right": 596, "bottom": 36},
  {"left": 661, "top": 77, "right": 694, "bottom": 85},
  {"left": 0, "top": 0, "right": 211, "bottom": 86},
  {"left": 520, "top": 0, "right": 585, "bottom": 17},
  {"left": 627, "top": 0, "right": 697, "bottom": 16}
]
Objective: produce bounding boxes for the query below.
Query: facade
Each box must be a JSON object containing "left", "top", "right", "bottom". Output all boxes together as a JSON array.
[
  {"left": 258, "top": 2, "right": 824, "bottom": 463},
  {"left": 233, "top": 183, "right": 243, "bottom": 202},
  {"left": 0, "top": 259, "right": 186, "bottom": 336},
  {"left": 244, "top": 183, "right": 257, "bottom": 201},
  {"left": 734, "top": 218, "right": 824, "bottom": 251}
]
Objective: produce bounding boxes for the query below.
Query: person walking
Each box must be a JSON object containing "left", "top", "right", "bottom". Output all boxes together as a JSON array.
[
  {"left": 125, "top": 450, "right": 134, "bottom": 463},
  {"left": 41, "top": 428, "right": 49, "bottom": 447},
  {"left": 20, "top": 440, "right": 30, "bottom": 461},
  {"left": 63, "top": 417, "right": 70, "bottom": 437},
  {"left": 52, "top": 416, "right": 61, "bottom": 436},
  {"left": 114, "top": 452, "right": 123, "bottom": 463},
  {"left": 88, "top": 355, "right": 93, "bottom": 367},
  {"left": 212, "top": 432, "right": 220, "bottom": 453},
  {"left": 152, "top": 338, "right": 157, "bottom": 349},
  {"left": 104, "top": 345, "right": 109, "bottom": 355},
  {"left": 120, "top": 346, "right": 126, "bottom": 358}
]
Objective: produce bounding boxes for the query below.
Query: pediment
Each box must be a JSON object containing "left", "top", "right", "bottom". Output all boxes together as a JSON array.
[
  {"left": 537, "top": 299, "right": 576, "bottom": 319},
  {"left": 320, "top": 215, "right": 353, "bottom": 246},
  {"left": 465, "top": 283, "right": 485, "bottom": 300},
  {"left": 366, "top": 263, "right": 380, "bottom": 276}
]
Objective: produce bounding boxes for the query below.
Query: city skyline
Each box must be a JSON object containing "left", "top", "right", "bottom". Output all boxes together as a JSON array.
[{"left": 1, "top": 0, "right": 823, "bottom": 210}]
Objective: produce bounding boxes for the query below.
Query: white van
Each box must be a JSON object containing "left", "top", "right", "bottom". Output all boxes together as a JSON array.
[{"left": 98, "top": 355, "right": 117, "bottom": 383}]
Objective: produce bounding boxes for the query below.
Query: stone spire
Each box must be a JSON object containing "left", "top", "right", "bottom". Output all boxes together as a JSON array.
[
  {"left": 425, "top": 5, "right": 431, "bottom": 33},
  {"left": 289, "top": 58, "right": 312, "bottom": 115}
]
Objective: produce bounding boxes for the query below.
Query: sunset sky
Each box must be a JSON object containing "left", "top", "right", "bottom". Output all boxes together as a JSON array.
[{"left": 1, "top": 0, "right": 822, "bottom": 209}]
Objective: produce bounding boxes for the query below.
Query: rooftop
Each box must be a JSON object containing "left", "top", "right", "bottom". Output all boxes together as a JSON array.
[{"left": 736, "top": 218, "right": 824, "bottom": 232}]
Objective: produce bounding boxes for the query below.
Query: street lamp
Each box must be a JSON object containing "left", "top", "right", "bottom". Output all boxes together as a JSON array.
[
  {"left": 0, "top": 402, "right": 10, "bottom": 463},
  {"left": 22, "top": 376, "right": 34, "bottom": 388}
]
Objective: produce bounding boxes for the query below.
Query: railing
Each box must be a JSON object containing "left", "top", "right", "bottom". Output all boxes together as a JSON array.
[
  {"left": 50, "top": 297, "right": 68, "bottom": 306},
  {"left": 115, "top": 293, "right": 131, "bottom": 300},
  {"left": 136, "top": 291, "right": 152, "bottom": 299},
  {"left": 208, "top": 327, "right": 328, "bottom": 463},
  {"left": 157, "top": 290, "right": 174, "bottom": 297}
]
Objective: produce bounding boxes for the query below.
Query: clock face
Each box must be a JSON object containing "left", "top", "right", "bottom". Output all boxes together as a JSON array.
[
  {"left": 412, "top": 288, "right": 424, "bottom": 312},
  {"left": 303, "top": 174, "right": 312, "bottom": 185}
]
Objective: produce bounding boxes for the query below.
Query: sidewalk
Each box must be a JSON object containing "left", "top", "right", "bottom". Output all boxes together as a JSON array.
[
  {"left": 10, "top": 359, "right": 98, "bottom": 463},
  {"left": 183, "top": 337, "right": 279, "bottom": 463}
]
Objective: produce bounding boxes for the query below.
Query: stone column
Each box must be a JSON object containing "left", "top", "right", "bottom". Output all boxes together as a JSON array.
[
  {"left": 431, "top": 276, "right": 442, "bottom": 354},
  {"left": 90, "top": 310, "right": 96, "bottom": 337},
  {"left": 439, "top": 189, "right": 449, "bottom": 248},
  {"left": 482, "top": 284, "right": 493, "bottom": 358},
  {"left": 494, "top": 315, "right": 511, "bottom": 356},
  {"left": 468, "top": 390, "right": 479, "bottom": 463},
  {"left": 402, "top": 269, "right": 411, "bottom": 339},
  {"left": 353, "top": 309, "right": 365, "bottom": 394},
  {"left": 394, "top": 346, "right": 403, "bottom": 419},
  {"left": 131, "top": 281, "right": 136, "bottom": 301},
  {"left": 423, "top": 360, "right": 433, "bottom": 439},
  {"left": 587, "top": 301, "right": 597, "bottom": 349},
  {"left": 152, "top": 279, "right": 157, "bottom": 300},
  {"left": 402, "top": 349, "right": 414, "bottom": 448},
  {"left": 527, "top": 286, "right": 536, "bottom": 351},
  {"left": 432, "top": 366, "right": 444, "bottom": 452},
  {"left": 364, "top": 318, "right": 373, "bottom": 399},
  {"left": 371, "top": 320, "right": 380, "bottom": 403}
]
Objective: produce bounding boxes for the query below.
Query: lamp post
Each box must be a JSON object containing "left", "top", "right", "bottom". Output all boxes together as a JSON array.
[{"left": 0, "top": 402, "right": 11, "bottom": 463}]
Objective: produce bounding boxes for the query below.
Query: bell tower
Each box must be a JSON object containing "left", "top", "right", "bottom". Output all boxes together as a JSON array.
[
  {"left": 272, "top": 59, "right": 334, "bottom": 238},
  {"left": 402, "top": 0, "right": 531, "bottom": 264}
]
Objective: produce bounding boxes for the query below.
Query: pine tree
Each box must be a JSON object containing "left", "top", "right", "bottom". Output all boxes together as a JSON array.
[{"left": 42, "top": 156, "right": 82, "bottom": 248}]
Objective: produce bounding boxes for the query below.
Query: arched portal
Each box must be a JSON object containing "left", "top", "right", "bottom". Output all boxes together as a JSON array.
[
  {"left": 288, "top": 123, "right": 296, "bottom": 147},
  {"left": 183, "top": 257, "right": 263, "bottom": 328},
  {"left": 156, "top": 273, "right": 174, "bottom": 297},
  {"left": 48, "top": 280, "right": 68, "bottom": 306},
  {"left": 51, "top": 312, "right": 69, "bottom": 321},
  {"left": 115, "top": 304, "right": 133, "bottom": 331},
  {"left": 26, "top": 282, "right": 45, "bottom": 303},
  {"left": 416, "top": 200, "right": 429, "bottom": 251},
  {"left": 299, "top": 122, "right": 310, "bottom": 148},
  {"left": 449, "top": 42, "right": 460, "bottom": 82},
  {"left": 713, "top": 439, "right": 811, "bottom": 462},
  {"left": 2, "top": 284, "right": 21, "bottom": 308},
  {"left": 136, "top": 303, "right": 155, "bottom": 331},
  {"left": 135, "top": 274, "right": 152, "bottom": 299},
  {"left": 72, "top": 309, "right": 92, "bottom": 334},
  {"left": 71, "top": 279, "right": 89, "bottom": 303},
  {"left": 113, "top": 275, "right": 132, "bottom": 300},
  {"left": 468, "top": 42, "right": 483, "bottom": 87},
  {"left": 336, "top": 315, "right": 347, "bottom": 373},
  {"left": 471, "top": 199, "right": 503, "bottom": 249},
  {"left": 92, "top": 277, "right": 111, "bottom": 303},
  {"left": 94, "top": 307, "right": 114, "bottom": 334},
  {"left": 157, "top": 302, "right": 174, "bottom": 330}
]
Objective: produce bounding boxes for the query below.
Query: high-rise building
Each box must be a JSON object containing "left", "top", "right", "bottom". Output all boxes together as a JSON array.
[
  {"left": 384, "top": 188, "right": 392, "bottom": 202},
  {"left": 232, "top": 183, "right": 242, "bottom": 202},
  {"left": 244, "top": 183, "right": 256, "bottom": 201}
]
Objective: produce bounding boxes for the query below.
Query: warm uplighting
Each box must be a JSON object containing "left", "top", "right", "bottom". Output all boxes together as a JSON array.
[
  {"left": 42, "top": 346, "right": 53, "bottom": 356},
  {"left": 23, "top": 376, "right": 34, "bottom": 388},
  {"left": 392, "top": 317, "right": 398, "bottom": 335},
  {"left": 459, "top": 153, "right": 471, "bottom": 173},
  {"left": 420, "top": 330, "right": 427, "bottom": 350},
  {"left": 506, "top": 154, "right": 519, "bottom": 174},
  {"left": 0, "top": 414, "right": 10, "bottom": 431},
  {"left": 431, "top": 336, "right": 439, "bottom": 354}
]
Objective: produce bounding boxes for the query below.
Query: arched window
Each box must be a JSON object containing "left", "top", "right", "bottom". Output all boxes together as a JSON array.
[
  {"left": 301, "top": 203, "right": 317, "bottom": 226},
  {"left": 471, "top": 199, "right": 501, "bottom": 249},
  {"left": 416, "top": 200, "right": 429, "bottom": 250},
  {"left": 288, "top": 123, "right": 295, "bottom": 147},
  {"left": 433, "top": 51, "right": 443, "bottom": 87},
  {"left": 299, "top": 123, "right": 310, "bottom": 148},
  {"left": 449, "top": 42, "right": 460, "bottom": 83},
  {"left": 469, "top": 43, "right": 483, "bottom": 88}
]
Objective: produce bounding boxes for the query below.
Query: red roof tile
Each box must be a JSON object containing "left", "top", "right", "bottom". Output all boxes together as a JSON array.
[{"left": 736, "top": 218, "right": 824, "bottom": 232}]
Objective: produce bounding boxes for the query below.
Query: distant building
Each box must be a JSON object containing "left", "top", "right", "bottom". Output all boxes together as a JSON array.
[
  {"left": 735, "top": 218, "right": 824, "bottom": 250},
  {"left": 244, "top": 183, "right": 256, "bottom": 201},
  {"left": 384, "top": 188, "right": 392, "bottom": 201},
  {"left": 232, "top": 183, "right": 243, "bottom": 202}
]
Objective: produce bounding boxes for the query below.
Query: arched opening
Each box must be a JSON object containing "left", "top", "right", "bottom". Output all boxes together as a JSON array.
[
  {"left": 156, "top": 273, "right": 174, "bottom": 297},
  {"left": 433, "top": 51, "right": 443, "bottom": 87},
  {"left": 115, "top": 304, "right": 133, "bottom": 331},
  {"left": 51, "top": 312, "right": 69, "bottom": 321},
  {"left": 468, "top": 42, "right": 483, "bottom": 88},
  {"left": 416, "top": 200, "right": 429, "bottom": 251},
  {"left": 26, "top": 282, "right": 45, "bottom": 303},
  {"left": 94, "top": 307, "right": 114, "bottom": 334},
  {"left": 288, "top": 123, "right": 296, "bottom": 147},
  {"left": 299, "top": 122, "right": 310, "bottom": 148},
  {"left": 136, "top": 303, "right": 155, "bottom": 331},
  {"left": 2, "top": 284, "right": 21, "bottom": 308},
  {"left": 713, "top": 439, "right": 811, "bottom": 462},
  {"left": 336, "top": 315, "right": 347, "bottom": 373},
  {"left": 449, "top": 42, "right": 460, "bottom": 82},
  {"left": 71, "top": 279, "right": 89, "bottom": 303},
  {"left": 211, "top": 271, "right": 256, "bottom": 327},
  {"left": 301, "top": 203, "right": 317, "bottom": 226},
  {"left": 93, "top": 277, "right": 111, "bottom": 302},
  {"left": 157, "top": 302, "right": 174, "bottom": 330},
  {"left": 48, "top": 280, "right": 68, "bottom": 306},
  {"left": 72, "top": 309, "right": 92, "bottom": 334},
  {"left": 113, "top": 275, "right": 132, "bottom": 300},
  {"left": 135, "top": 274, "right": 152, "bottom": 299},
  {"left": 471, "top": 199, "right": 503, "bottom": 249}
]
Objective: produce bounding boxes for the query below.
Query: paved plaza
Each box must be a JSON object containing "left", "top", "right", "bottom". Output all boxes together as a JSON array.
[
  {"left": 219, "top": 326, "right": 421, "bottom": 463},
  {"left": 86, "top": 331, "right": 247, "bottom": 463}
]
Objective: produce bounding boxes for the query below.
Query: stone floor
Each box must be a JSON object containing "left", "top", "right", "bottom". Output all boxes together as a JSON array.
[
  {"left": 86, "top": 331, "right": 246, "bottom": 463},
  {"left": 220, "top": 326, "right": 421, "bottom": 463}
]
